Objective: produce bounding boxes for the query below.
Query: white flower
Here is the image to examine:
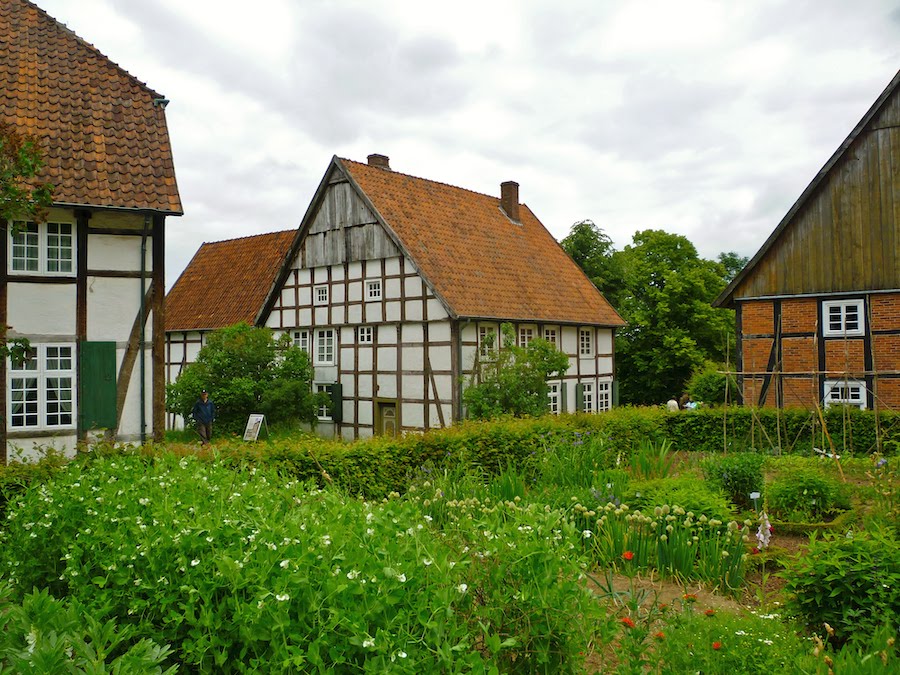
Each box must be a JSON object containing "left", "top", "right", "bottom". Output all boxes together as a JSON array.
[
  {"left": 397, "top": 651, "right": 407, "bottom": 658},
  {"left": 456, "top": 583, "right": 468, "bottom": 594},
  {"left": 362, "top": 638, "right": 375, "bottom": 648},
  {"left": 280, "top": 559, "right": 290, "bottom": 569},
  {"left": 422, "top": 558, "right": 433, "bottom": 566},
  {"left": 397, "top": 573, "right": 407, "bottom": 583},
  {"left": 582, "top": 530, "right": 592, "bottom": 539},
  {"left": 347, "top": 569, "right": 360, "bottom": 580},
  {"left": 276, "top": 593, "right": 290, "bottom": 602},
  {"left": 138, "top": 498, "right": 150, "bottom": 506},
  {"left": 190, "top": 559, "right": 200, "bottom": 567}
]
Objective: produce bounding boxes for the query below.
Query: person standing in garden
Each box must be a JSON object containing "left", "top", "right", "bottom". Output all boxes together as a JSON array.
[{"left": 191, "top": 389, "right": 216, "bottom": 445}]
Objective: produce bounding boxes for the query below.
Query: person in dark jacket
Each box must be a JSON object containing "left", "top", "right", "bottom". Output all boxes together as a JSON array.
[{"left": 191, "top": 389, "right": 216, "bottom": 445}]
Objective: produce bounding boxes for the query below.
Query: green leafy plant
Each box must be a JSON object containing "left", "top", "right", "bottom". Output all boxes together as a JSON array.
[
  {"left": 766, "top": 468, "right": 851, "bottom": 522},
  {"left": 165, "top": 323, "right": 326, "bottom": 435},
  {"left": 0, "top": 582, "right": 176, "bottom": 674},
  {"left": 627, "top": 476, "right": 735, "bottom": 524},
  {"left": 463, "top": 323, "right": 570, "bottom": 419},
  {"left": 686, "top": 361, "right": 740, "bottom": 406},
  {"left": 628, "top": 439, "right": 676, "bottom": 480},
  {"left": 780, "top": 528, "right": 900, "bottom": 643},
  {"left": 702, "top": 452, "right": 765, "bottom": 510}
]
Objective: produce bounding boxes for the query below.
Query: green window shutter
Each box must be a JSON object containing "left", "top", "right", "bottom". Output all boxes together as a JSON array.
[
  {"left": 79, "top": 341, "right": 117, "bottom": 430},
  {"left": 329, "top": 382, "right": 343, "bottom": 423},
  {"left": 575, "top": 383, "right": 584, "bottom": 412},
  {"left": 560, "top": 382, "right": 568, "bottom": 413}
]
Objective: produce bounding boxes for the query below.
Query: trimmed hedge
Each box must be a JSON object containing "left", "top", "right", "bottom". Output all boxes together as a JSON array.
[{"left": 2, "top": 406, "right": 897, "bottom": 505}]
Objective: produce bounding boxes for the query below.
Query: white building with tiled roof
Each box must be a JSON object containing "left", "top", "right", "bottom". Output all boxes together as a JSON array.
[{"left": 169, "top": 154, "right": 624, "bottom": 439}]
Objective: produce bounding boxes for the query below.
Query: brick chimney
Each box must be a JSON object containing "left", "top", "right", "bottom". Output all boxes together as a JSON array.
[
  {"left": 500, "top": 181, "right": 520, "bottom": 222},
  {"left": 367, "top": 154, "right": 391, "bottom": 170}
]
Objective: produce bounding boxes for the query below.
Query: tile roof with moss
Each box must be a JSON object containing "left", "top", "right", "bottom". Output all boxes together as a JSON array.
[{"left": 0, "top": 0, "right": 182, "bottom": 213}]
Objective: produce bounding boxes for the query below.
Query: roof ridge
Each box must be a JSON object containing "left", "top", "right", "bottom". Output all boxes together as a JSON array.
[
  {"left": 339, "top": 157, "right": 506, "bottom": 204},
  {"left": 202, "top": 229, "right": 296, "bottom": 247},
  {"left": 20, "top": 0, "right": 164, "bottom": 99}
]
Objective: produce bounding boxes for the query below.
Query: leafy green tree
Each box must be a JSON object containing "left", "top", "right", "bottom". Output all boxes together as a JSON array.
[
  {"left": 1, "top": 121, "right": 53, "bottom": 365},
  {"left": 717, "top": 251, "right": 749, "bottom": 283},
  {"left": 463, "top": 324, "right": 570, "bottom": 419},
  {"left": 166, "top": 323, "right": 323, "bottom": 435},
  {"left": 560, "top": 219, "right": 625, "bottom": 307},
  {"left": 612, "top": 230, "right": 735, "bottom": 405}
]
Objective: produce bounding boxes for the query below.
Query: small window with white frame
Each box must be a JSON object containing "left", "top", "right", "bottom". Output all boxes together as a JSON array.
[
  {"left": 478, "top": 326, "right": 496, "bottom": 358},
  {"left": 365, "top": 279, "right": 382, "bottom": 301},
  {"left": 8, "top": 343, "right": 75, "bottom": 429},
  {"left": 547, "top": 382, "right": 561, "bottom": 415},
  {"left": 581, "top": 382, "right": 594, "bottom": 412},
  {"left": 357, "top": 326, "right": 374, "bottom": 344},
  {"left": 579, "top": 328, "right": 593, "bottom": 356},
  {"left": 543, "top": 328, "right": 557, "bottom": 347},
  {"left": 314, "top": 285, "right": 329, "bottom": 305},
  {"left": 519, "top": 327, "right": 534, "bottom": 348},
  {"left": 314, "top": 328, "right": 335, "bottom": 365},
  {"left": 597, "top": 380, "right": 611, "bottom": 411},
  {"left": 822, "top": 299, "right": 864, "bottom": 337},
  {"left": 315, "top": 383, "right": 332, "bottom": 420},
  {"left": 293, "top": 330, "right": 309, "bottom": 352},
  {"left": 823, "top": 379, "right": 866, "bottom": 409},
  {"left": 9, "top": 221, "right": 75, "bottom": 275}
]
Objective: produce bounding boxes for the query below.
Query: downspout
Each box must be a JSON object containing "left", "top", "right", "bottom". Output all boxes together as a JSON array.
[{"left": 140, "top": 215, "right": 149, "bottom": 443}]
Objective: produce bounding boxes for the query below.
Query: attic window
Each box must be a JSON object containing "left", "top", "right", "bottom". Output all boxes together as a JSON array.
[
  {"left": 365, "top": 280, "right": 382, "bottom": 301},
  {"left": 314, "top": 285, "right": 329, "bottom": 305}
]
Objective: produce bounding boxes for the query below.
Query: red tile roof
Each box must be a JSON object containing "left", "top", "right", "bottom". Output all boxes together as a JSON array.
[
  {"left": 339, "top": 158, "right": 624, "bottom": 326},
  {"left": 166, "top": 230, "right": 296, "bottom": 331},
  {"left": 0, "top": 0, "right": 182, "bottom": 213}
]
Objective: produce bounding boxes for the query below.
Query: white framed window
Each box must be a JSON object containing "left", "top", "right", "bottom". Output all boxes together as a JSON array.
[
  {"left": 292, "top": 330, "right": 309, "bottom": 352},
  {"left": 543, "top": 328, "right": 557, "bottom": 347},
  {"left": 8, "top": 344, "right": 75, "bottom": 429},
  {"left": 519, "top": 327, "right": 534, "bottom": 348},
  {"left": 314, "top": 285, "right": 329, "bottom": 305},
  {"left": 478, "top": 326, "right": 496, "bottom": 358},
  {"left": 315, "top": 383, "right": 332, "bottom": 420},
  {"left": 823, "top": 379, "right": 866, "bottom": 410},
  {"left": 822, "top": 299, "right": 864, "bottom": 337},
  {"left": 314, "top": 329, "right": 335, "bottom": 365},
  {"left": 9, "top": 221, "right": 75, "bottom": 275},
  {"left": 357, "top": 326, "right": 374, "bottom": 344},
  {"left": 547, "top": 382, "right": 561, "bottom": 415},
  {"left": 597, "top": 380, "right": 611, "bottom": 411},
  {"left": 581, "top": 382, "right": 594, "bottom": 412},
  {"left": 579, "top": 329, "right": 593, "bottom": 356},
  {"left": 365, "top": 279, "right": 382, "bottom": 301}
]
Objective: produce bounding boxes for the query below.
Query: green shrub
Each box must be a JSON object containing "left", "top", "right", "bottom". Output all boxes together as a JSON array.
[
  {"left": 702, "top": 452, "right": 765, "bottom": 509},
  {"left": 628, "top": 439, "right": 676, "bottom": 480},
  {"left": 686, "top": 361, "right": 740, "bottom": 405},
  {"left": 780, "top": 528, "right": 900, "bottom": 643},
  {"left": 626, "top": 476, "right": 735, "bottom": 523},
  {"left": 767, "top": 468, "right": 851, "bottom": 522}
]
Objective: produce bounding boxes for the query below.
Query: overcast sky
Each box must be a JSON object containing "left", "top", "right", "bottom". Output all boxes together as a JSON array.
[{"left": 36, "top": 0, "right": 900, "bottom": 289}]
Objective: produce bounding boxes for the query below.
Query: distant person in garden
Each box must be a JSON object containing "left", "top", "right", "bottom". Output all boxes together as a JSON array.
[
  {"left": 666, "top": 397, "right": 679, "bottom": 412},
  {"left": 685, "top": 397, "right": 699, "bottom": 410},
  {"left": 191, "top": 389, "right": 216, "bottom": 445}
]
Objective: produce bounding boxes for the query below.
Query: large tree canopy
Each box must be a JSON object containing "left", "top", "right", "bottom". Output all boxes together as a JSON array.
[
  {"left": 613, "top": 230, "right": 736, "bottom": 405},
  {"left": 559, "top": 221, "right": 739, "bottom": 406},
  {"left": 166, "top": 323, "right": 323, "bottom": 435}
]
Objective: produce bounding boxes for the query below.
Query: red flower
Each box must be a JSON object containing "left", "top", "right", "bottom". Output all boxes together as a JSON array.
[
  {"left": 769, "top": 525, "right": 775, "bottom": 534},
  {"left": 683, "top": 593, "right": 698, "bottom": 603},
  {"left": 712, "top": 641, "right": 722, "bottom": 651},
  {"left": 622, "top": 551, "right": 634, "bottom": 561},
  {"left": 621, "top": 617, "right": 636, "bottom": 629},
  {"left": 658, "top": 603, "right": 669, "bottom": 612},
  {"left": 654, "top": 631, "right": 665, "bottom": 640},
  {"left": 752, "top": 547, "right": 760, "bottom": 555},
  {"left": 705, "top": 609, "right": 716, "bottom": 616}
]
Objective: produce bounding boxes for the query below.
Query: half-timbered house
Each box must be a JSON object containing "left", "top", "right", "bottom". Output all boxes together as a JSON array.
[
  {"left": 1, "top": 0, "right": 182, "bottom": 460},
  {"left": 713, "top": 69, "right": 900, "bottom": 411},
  {"left": 165, "top": 230, "right": 296, "bottom": 428},
  {"left": 166, "top": 154, "right": 624, "bottom": 438}
]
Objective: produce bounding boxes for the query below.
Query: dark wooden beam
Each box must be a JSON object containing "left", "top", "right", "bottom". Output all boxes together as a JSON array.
[{"left": 152, "top": 215, "right": 166, "bottom": 442}]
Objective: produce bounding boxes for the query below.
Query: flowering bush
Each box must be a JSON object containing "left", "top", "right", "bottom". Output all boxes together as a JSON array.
[{"left": 0, "top": 452, "right": 615, "bottom": 672}]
